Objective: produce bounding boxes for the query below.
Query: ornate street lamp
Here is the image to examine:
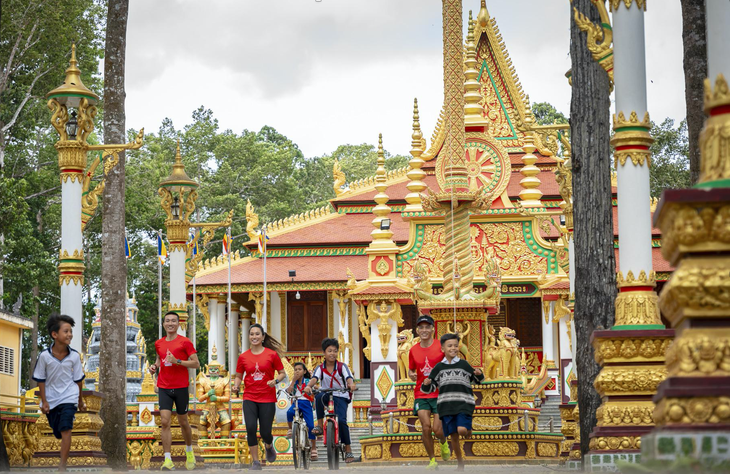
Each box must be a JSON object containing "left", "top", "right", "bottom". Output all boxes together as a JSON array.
[{"left": 46, "top": 45, "right": 144, "bottom": 352}]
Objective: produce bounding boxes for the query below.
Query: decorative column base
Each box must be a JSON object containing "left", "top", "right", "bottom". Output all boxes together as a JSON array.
[
  {"left": 567, "top": 379, "right": 582, "bottom": 470},
  {"left": 150, "top": 410, "right": 204, "bottom": 469},
  {"left": 586, "top": 329, "right": 673, "bottom": 472},
  {"left": 31, "top": 391, "right": 108, "bottom": 470},
  {"left": 559, "top": 377, "right": 578, "bottom": 466}
]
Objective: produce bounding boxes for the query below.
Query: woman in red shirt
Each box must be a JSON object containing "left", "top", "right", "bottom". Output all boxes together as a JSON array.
[{"left": 233, "top": 323, "right": 285, "bottom": 470}]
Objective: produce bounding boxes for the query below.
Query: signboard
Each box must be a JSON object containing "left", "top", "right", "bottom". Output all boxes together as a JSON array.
[{"left": 431, "top": 282, "right": 537, "bottom": 298}]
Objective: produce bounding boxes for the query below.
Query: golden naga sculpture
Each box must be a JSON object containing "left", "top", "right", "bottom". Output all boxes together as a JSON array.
[
  {"left": 333, "top": 159, "right": 346, "bottom": 196},
  {"left": 496, "top": 327, "right": 521, "bottom": 380},
  {"left": 346, "top": 267, "right": 358, "bottom": 291},
  {"left": 337, "top": 330, "right": 353, "bottom": 364},
  {"left": 196, "top": 345, "right": 232, "bottom": 439},
  {"left": 396, "top": 330, "right": 418, "bottom": 381},
  {"left": 245, "top": 199, "right": 259, "bottom": 241},
  {"left": 573, "top": 0, "right": 614, "bottom": 88}
]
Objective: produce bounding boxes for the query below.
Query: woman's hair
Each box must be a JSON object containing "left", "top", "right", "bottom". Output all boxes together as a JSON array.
[
  {"left": 249, "top": 323, "right": 285, "bottom": 356},
  {"left": 293, "top": 361, "right": 311, "bottom": 380}
]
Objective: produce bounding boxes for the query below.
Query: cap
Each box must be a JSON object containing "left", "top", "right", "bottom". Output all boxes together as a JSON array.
[{"left": 416, "top": 315, "right": 435, "bottom": 326}]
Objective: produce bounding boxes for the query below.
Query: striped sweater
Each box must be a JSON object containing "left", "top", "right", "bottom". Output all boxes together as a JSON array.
[{"left": 421, "top": 357, "right": 484, "bottom": 417}]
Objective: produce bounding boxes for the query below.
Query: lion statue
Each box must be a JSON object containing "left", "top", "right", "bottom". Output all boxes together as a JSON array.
[{"left": 397, "top": 329, "right": 417, "bottom": 381}]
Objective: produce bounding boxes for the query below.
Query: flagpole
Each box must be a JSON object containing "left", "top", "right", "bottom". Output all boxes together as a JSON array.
[
  {"left": 192, "top": 273, "right": 197, "bottom": 412},
  {"left": 262, "top": 225, "right": 267, "bottom": 332},
  {"left": 158, "top": 231, "right": 162, "bottom": 340},
  {"left": 226, "top": 227, "right": 233, "bottom": 419}
]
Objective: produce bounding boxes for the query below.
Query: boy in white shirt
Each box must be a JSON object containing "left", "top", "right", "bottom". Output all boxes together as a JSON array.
[{"left": 33, "top": 314, "right": 86, "bottom": 472}]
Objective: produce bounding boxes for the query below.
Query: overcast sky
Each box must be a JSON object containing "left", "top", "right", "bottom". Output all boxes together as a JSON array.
[{"left": 124, "top": 0, "right": 685, "bottom": 158}]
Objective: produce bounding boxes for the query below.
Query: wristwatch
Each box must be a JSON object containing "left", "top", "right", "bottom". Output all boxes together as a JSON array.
[{"left": 176, "top": 359, "right": 182, "bottom": 365}]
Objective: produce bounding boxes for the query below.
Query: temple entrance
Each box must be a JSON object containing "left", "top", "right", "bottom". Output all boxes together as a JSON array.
[{"left": 287, "top": 291, "right": 327, "bottom": 351}]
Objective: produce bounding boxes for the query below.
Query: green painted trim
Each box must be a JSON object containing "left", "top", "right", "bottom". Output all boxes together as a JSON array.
[
  {"left": 615, "top": 126, "right": 650, "bottom": 132},
  {"left": 523, "top": 221, "right": 558, "bottom": 274},
  {"left": 47, "top": 92, "right": 97, "bottom": 100},
  {"left": 254, "top": 247, "right": 367, "bottom": 258},
  {"left": 694, "top": 178, "right": 730, "bottom": 189},
  {"left": 598, "top": 51, "right": 614, "bottom": 63},
  {"left": 601, "top": 23, "right": 612, "bottom": 31},
  {"left": 477, "top": 60, "right": 518, "bottom": 140},
  {"left": 611, "top": 324, "right": 666, "bottom": 331}
]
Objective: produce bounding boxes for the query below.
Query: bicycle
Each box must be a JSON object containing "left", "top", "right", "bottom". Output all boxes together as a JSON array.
[
  {"left": 278, "top": 389, "right": 311, "bottom": 470},
  {"left": 311, "top": 387, "right": 353, "bottom": 470}
]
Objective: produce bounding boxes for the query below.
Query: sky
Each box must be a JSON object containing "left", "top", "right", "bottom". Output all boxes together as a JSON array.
[{"left": 124, "top": 0, "right": 685, "bottom": 158}]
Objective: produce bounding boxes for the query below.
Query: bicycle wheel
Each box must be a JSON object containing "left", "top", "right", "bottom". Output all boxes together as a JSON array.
[
  {"left": 326, "top": 419, "right": 338, "bottom": 470},
  {"left": 292, "top": 422, "right": 301, "bottom": 469},
  {"left": 301, "top": 425, "right": 311, "bottom": 470}
]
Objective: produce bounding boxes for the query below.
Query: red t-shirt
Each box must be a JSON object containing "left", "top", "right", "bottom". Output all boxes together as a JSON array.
[
  {"left": 236, "top": 348, "right": 284, "bottom": 403},
  {"left": 155, "top": 335, "right": 196, "bottom": 389},
  {"left": 409, "top": 340, "right": 443, "bottom": 399}
]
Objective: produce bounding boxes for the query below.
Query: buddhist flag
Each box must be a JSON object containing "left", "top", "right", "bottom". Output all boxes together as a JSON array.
[
  {"left": 124, "top": 234, "right": 131, "bottom": 259},
  {"left": 257, "top": 229, "right": 270, "bottom": 255},
  {"left": 222, "top": 232, "right": 231, "bottom": 255},
  {"left": 157, "top": 234, "right": 167, "bottom": 265},
  {"left": 189, "top": 230, "right": 200, "bottom": 256}
]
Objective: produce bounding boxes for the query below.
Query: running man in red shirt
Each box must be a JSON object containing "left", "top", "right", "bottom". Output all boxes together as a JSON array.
[
  {"left": 149, "top": 311, "right": 200, "bottom": 471},
  {"left": 233, "top": 323, "right": 286, "bottom": 470},
  {"left": 408, "top": 315, "right": 451, "bottom": 469}
]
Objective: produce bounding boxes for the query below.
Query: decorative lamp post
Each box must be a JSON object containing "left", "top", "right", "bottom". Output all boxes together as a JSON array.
[{"left": 47, "top": 45, "right": 143, "bottom": 352}]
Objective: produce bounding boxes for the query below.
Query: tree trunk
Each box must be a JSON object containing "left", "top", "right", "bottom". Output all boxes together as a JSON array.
[
  {"left": 680, "top": 0, "right": 707, "bottom": 185},
  {"left": 30, "top": 285, "right": 39, "bottom": 389},
  {"left": 570, "top": 0, "right": 616, "bottom": 457},
  {"left": 98, "top": 0, "right": 129, "bottom": 469}
]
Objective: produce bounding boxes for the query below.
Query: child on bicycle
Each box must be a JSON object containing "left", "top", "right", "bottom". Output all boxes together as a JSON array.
[
  {"left": 421, "top": 333, "right": 484, "bottom": 471},
  {"left": 303, "top": 338, "right": 358, "bottom": 463},
  {"left": 286, "top": 362, "right": 318, "bottom": 461}
]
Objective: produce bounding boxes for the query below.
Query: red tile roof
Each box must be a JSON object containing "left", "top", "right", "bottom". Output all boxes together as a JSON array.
[{"left": 194, "top": 255, "right": 369, "bottom": 286}]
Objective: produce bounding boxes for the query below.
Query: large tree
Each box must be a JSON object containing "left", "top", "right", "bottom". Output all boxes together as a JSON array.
[
  {"left": 98, "top": 0, "right": 129, "bottom": 468},
  {"left": 679, "top": 0, "right": 707, "bottom": 185},
  {"left": 569, "top": 0, "right": 616, "bottom": 456}
]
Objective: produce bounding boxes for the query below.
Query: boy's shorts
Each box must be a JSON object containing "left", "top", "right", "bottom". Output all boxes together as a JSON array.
[
  {"left": 413, "top": 398, "right": 438, "bottom": 416},
  {"left": 440, "top": 413, "right": 472, "bottom": 437},
  {"left": 47, "top": 403, "right": 78, "bottom": 439}
]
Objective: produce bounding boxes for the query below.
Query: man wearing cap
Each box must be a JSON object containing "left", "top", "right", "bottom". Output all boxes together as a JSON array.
[{"left": 408, "top": 314, "right": 451, "bottom": 469}]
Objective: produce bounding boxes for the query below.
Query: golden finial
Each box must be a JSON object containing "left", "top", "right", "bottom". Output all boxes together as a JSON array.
[
  {"left": 46, "top": 44, "right": 99, "bottom": 105},
  {"left": 464, "top": 11, "right": 487, "bottom": 126},
  {"left": 405, "top": 99, "right": 426, "bottom": 213},
  {"left": 370, "top": 133, "right": 394, "bottom": 246},
  {"left": 518, "top": 114, "right": 543, "bottom": 208},
  {"left": 140, "top": 362, "right": 155, "bottom": 395},
  {"left": 376, "top": 133, "right": 386, "bottom": 176},
  {"left": 477, "top": 0, "right": 490, "bottom": 27},
  {"left": 160, "top": 140, "right": 198, "bottom": 191}
]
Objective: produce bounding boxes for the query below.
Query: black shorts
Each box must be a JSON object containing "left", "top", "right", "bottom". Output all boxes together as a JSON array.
[
  {"left": 159, "top": 387, "right": 189, "bottom": 415},
  {"left": 48, "top": 403, "right": 77, "bottom": 439}
]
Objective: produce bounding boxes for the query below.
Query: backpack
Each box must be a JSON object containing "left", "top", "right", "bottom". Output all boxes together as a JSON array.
[{"left": 317, "top": 361, "right": 352, "bottom": 401}]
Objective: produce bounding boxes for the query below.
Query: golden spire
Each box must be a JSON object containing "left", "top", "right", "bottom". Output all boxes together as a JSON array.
[
  {"left": 140, "top": 362, "right": 155, "bottom": 395},
  {"left": 370, "top": 134, "right": 394, "bottom": 246},
  {"left": 160, "top": 140, "right": 198, "bottom": 191},
  {"left": 518, "top": 114, "right": 543, "bottom": 207},
  {"left": 442, "top": 0, "right": 467, "bottom": 192},
  {"left": 405, "top": 99, "right": 426, "bottom": 213},
  {"left": 46, "top": 44, "right": 99, "bottom": 105},
  {"left": 477, "top": 0, "right": 490, "bottom": 27},
  {"left": 464, "top": 11, "right": 487, "bottom": 127}
]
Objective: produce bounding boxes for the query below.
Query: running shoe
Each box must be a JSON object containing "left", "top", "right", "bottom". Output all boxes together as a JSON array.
[
  {"left": 440, "top": 440, "right": 451, "bottom": 461},
  {"left": 426, "top": 457, "right": 439, "bottom": 470},
  {"left": 265, "top": 443, "right": 277, "bottom": 463},
  {"left": 185, "top": 451, "right": 196, "bottom": 470},
  {"left": 249, "top": 461, "right": 262, "bottom": 470},
  {"left": 161, "top": 458, "right": 175, "bottom": 471}
]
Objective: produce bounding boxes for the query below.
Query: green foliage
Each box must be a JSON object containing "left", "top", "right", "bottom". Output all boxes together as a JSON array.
[
  {"left": 531, "top": 102, "right": 568, "bottom": 125},
  {"left": 649, "top": 118, "right": 691, "bottom": 198}
]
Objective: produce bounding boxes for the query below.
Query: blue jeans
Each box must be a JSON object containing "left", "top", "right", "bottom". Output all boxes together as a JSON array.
[
  {"left": 314, "top": 392, "right": 351, "bottom": 446},
  {"left": 287, "top": 399, "right": 316, "bottom": 440}
]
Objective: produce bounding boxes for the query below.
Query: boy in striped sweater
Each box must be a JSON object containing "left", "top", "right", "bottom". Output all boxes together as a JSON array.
[{"left": 422, "top": 333, "right": 484, "bottom": 470}]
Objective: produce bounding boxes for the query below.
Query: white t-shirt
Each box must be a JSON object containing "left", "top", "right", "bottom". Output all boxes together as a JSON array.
[
  {"left": 312, "top": 362, "right": 353, "bottom": 399},
  {"left": 32, "top": 344, "right": 85, "bottom": 410}
]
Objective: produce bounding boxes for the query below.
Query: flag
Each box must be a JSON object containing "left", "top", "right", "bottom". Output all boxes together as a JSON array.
[
  {"left": 222, "top": 232, "right": 230, "bottom": 255},
  {"left": 124, "top": 234, "right": 131, "bottom": 259},
  {"left": 157, "top": 234, "right": 167, "bottom": 265},
  {"left": 189, "top": 230, "right": 200, "bottom": 256},
  {"left": 257, "top": 229, "right": 270, "bottom": 255}
]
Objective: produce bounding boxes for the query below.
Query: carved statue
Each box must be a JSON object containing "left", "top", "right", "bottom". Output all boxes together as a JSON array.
[
  {"left": 357, "top": 303, "right": 372, "bottom": 360},
  {"left": 333, "top": 159, "right": 346, "bottom": 196},
  {"left": 446, "top": 321, "right": 471, "bottom": 361},
  {"left": 196, "top": 345, "right": 232, "bottom": 439},
  {"left": 497, "top": 327, "right": 520, "bottom": 379},
  {"left": 337, "top": 330, "right": 353, "bottom": 364},
  {"left": 367, "top": 301, "right": 403, "bottom": 359},
  {"left": 482, "top": 324, "right": 500, "bottom": 379},
  {"left": 396, "top": 329, "right": 417, "bottom": 381},
  {"left": 409, "top": 259, "right": 433, "bottom": 300},
  {"left": 346, "top": 267, "right": 357, "bottom": 290},
  {"left": 129, "top": 440, "right": 144, "bottom": 470},
  {"left": 245, "top": 200, "right": 259, "bottom": 241}
]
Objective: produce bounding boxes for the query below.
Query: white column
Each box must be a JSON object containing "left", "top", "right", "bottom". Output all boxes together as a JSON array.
[
  {"left": 270, "top": 292, "right": 282, "bottom": 341},
  {"left": 208, "top": 296, "right": 219, "bottom": 365},
  {"left": 241, "top": 310, "right": 251, "bottom": 353},
  {"left": 612, "top": 1, "right": 653, "bottom": 281},
  {"left": 541, "top": 300, "right": 556, "bottom": 365},
  {"left": 349, "top": 300, "right": 361, "bottom": 378},
  {"left": 216, "top": 298, "right": 226, "bottom": 370},
  {"left": 60, "top": 177, "right": 83, "bottom": 353},
  {"left": 707, "top": 2, "right": 730, "bottom": 81},
  {"left": 229, "top": 306, "right": 239, "bottom": 372},
  {"left": 169, "top": 248, "right": 187, "bottom": 336}
]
